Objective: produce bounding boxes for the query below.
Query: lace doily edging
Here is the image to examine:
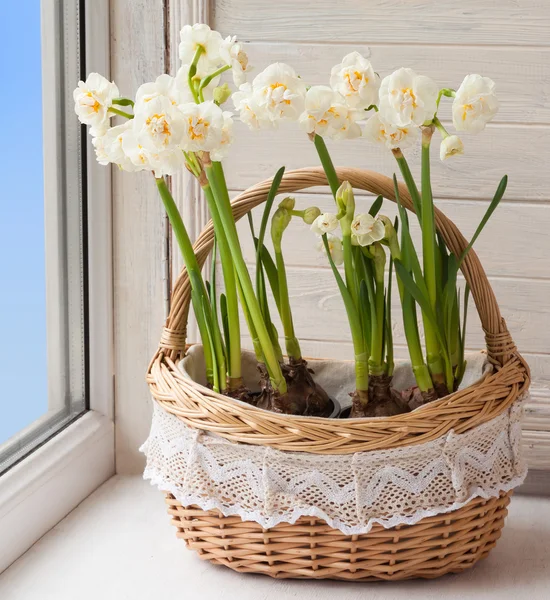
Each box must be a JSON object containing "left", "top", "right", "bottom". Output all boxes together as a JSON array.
[{"left": 143, "top": 464, "right": 526, "bottom": 536}]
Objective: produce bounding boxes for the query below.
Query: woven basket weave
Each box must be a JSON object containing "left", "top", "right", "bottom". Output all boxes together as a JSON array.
[{"left": 146, "top": 167, "right": 530, "bottom": 581}]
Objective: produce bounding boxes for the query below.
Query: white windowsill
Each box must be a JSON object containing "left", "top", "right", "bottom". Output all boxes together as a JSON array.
[{"left": 0, "top": 475, "right": 549, "bottom": 599}]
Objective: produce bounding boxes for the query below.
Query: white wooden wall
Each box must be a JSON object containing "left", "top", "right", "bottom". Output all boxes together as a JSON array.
[{"left": 112, "top": 0, "right": 550, "bottom": 473}]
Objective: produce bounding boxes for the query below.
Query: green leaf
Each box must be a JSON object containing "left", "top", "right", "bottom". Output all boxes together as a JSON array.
[
  {"left": 220, "top": 293, "right": 230, "bottom": 362},
  {"left": 369, "top": 195, "right": 383, "bottom": 217},
  {"left": 459, "top": 175, "right": 507, "bottom": 266}
]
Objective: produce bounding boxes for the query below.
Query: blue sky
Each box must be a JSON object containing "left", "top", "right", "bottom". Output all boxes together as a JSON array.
[{"left": 0, "top": 1, "right": 48, "bottom": 443}]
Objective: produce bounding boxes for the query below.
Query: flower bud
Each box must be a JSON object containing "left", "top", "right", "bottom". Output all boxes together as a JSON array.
[
  {"left": 336, "top": 181, "right": 355, "bottom": 234},
  {"left": 302, "top": 206, "right": 321, "bottom": 224},
  {"left": 271, "top": 206, "right": 292, "bottom": 251},
  {"left": 278, "top": 196, "right": 296, "bottom": 211},
  {"left": 213, "top": 83, "right": 232, "bottom": 105}
]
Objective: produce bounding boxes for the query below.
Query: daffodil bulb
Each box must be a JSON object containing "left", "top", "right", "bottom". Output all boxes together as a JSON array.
[
  {"left": 329, "top": 51, "right": 380, "bottom": 110},
  {"left": 73, "top": 72, "right": 119, "bottom": 131},
  {"left": 440, "top": 135, "right": 464, "bottom": 161},
  {"left": 363, "top": 112, "right": 420, "bottom": 150},
  {"left": 317, "top": 234, "right": 344, "bottom": 266},
  {"left": 220, "top": 36, "right": 252, "bottom": 86},
  {"left": 378, "top": 68, "right": 438, "bottom": 128},
  {"left": 210, "top": 111, "right": 234, "bottom": 161},
  {"left": 350, "top": 213, "right": 385, "bottom": 247},
  {"left": 299, "top": 86, "right": 361, "bottom": 140},
  {"left": 252, "top": 63, "right": 307, "bottom": 122},
  {"left": 179, "top": 24, "right": 223, "bottom": 71},
  {"left": 452, "top": 74, "right": 498, "bottom": 134},
  {"left": 133, "top": 96, "right": 185, "bottom": 153},
  {"left": 310, "top": 212, "right": 339, "bottom": 235},
  {"left": 178, "top": 100, "right": 225, "bottom": 152},
  {"left": 232, "top": 83, "right": 274, "bottom": 130}
]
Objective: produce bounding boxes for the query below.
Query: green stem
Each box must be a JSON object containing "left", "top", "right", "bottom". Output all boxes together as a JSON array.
[
  {"left": 274, "top": 247, "right": 301, "bottom": 361},
  {"left": 367, "top": 244, "right": 386, "bottom": 377},
  {"left": 112, "top": 97, "right": 135, "bottom": 108},
  {"left": 108, "top": 107, "right": 133, "bottom": 119},
  {"left": 432, "top": 116, "right": 449, "bottom": 138},
  {"left": 420, "top": 127, "right": 445, "bottom": 385},
  {"left": 342, "top": 234, "right": 358, "bottom": 308},
  {"left": 188, "top": 46, "right": 204, "bottom": 103},
  {"left": 198, "top": 65, "right": 231, "bottom": 102},
  {"left": 202, "top": 183, "right": 242, "bottom": 388},
  {"left": 392, "top": 149, "right": 422, "bottom": 222},
  {"left": 313, "top": 135, "right": 340, "bottom": 197},
  {"left": 206, "top": 161, "right": 287, "bottom": 394},
  {"left": 156, "top": 177, "right": 226, "bottom": 389}
]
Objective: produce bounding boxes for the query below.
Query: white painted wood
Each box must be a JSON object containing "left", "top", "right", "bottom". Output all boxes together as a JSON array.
[
  {"left": 213, "top": 0, "right": 550, "bottom": 46},
  {"left": 243, "top": 42, "right": 550, "bottom": 125},
  {"left": 86, "top": 0, "right": 114, "bottom": 420},
  {"left": 1, "top": 476, "right": 550, "bottom": 597},
  {"left": 168, "top": 0, "right": 212, "bottom": 343},
  {"left": 111, "top": 0, "right": 167, "bottom": 473},
  {"left": 224, "top": 122, "right": 550, "bottom": 202},
  {"left": 0, "top": 413, "right": 114, "bottom": 574}
]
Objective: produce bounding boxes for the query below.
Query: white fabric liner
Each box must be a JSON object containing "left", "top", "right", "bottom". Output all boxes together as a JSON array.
[
  {"left": 141, "top": 350, "right": 527, "bottom": 535},
  {"left": 179, "top": 345, "right": 493, "bottom": 410}
]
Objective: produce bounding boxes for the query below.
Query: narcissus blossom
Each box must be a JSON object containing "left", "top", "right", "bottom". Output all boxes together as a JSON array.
[
  {"left": 220, "top": 36, "right": 251, "bottom": 86},
  {"left": 252, "top": 63, "right": 307, "bottom": 122},
  {"left": 350, "top": 214, "right": 385, "bottom": 247},
  {"left": 210, "top": 111, "right": 234, "bottom": 161},
  {"left": 179, "top": 101, "right": 225, "bottom": 152},
  {"left": 440, "top": 135, "right": 464, "bottom": 161},
  {"left": 329, "top": 52, "right": 380, "bottom": 110},
  {"left": 310, "top": 212, "right": 339, "bottom": 235},
  {"left": 363, "top": 113, "right": 419, "bottom": 150},
  {"left": 73, "top": 72, "right": 119, "bottom": 130},
  {"left": 232, "top": 83, "right": 274, "bottom": 130},
  {"left": 121, "top": 128, "right": 185, "bottom": 177},
  {"left": 452, "top": 74, "right": 499, "bottom": 134},
  {"left": 135, "top": 74, "right": 179, "bottom": 109},
  {"left": 92, "top": 122, "right": 134, "bottom": 169},
  {"left": 378, "top": 68, "right": 438, "bottom": 127},
  {"left": 299, "top": 86, "right": 361, "bottom": 140},
  {"left": 179, "top": 24, "right": 223, "bottom": 70},
  {"left": 133, "top": 96, "right": 185, "bottom": 153},
  {"left": 317, "top": 234, "right": 344, "bottom": 266}
]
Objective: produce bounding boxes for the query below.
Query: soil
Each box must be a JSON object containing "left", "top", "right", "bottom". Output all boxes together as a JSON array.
[{"left": 256, "top": 359, "right": 333, "bottom": 417}]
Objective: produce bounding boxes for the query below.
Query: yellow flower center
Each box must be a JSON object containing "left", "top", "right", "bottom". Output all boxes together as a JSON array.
[
  {"left": 268, "top": 82, "right": 291, "bottom": 105},
  {"left": 188, "top": 116, "right": 209, "bottom": 140},
  {"left": 146, "top": 114, "right": 171, "bottom": 143},
  {"left": 344, "top": 70, "right": 365, "bottom": 92}
]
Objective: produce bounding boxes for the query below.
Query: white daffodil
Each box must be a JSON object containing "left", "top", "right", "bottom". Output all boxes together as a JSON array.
[
  {"left": 179, "top": 100, "right": 225, "bottom": 152},
  {"left": 252, "top": 63, "right": 307, "bottom": 122},
  {"left": 220, "top": 36, "right": 251, "bottom": 86},
  {"left": 92, "top": 122, "right": 134, "bottom": 169},
  {"left": 440, "top": 135, "right": 464, "bottom": 161},
  {"left": 299, "top": 86, "right": 361, "bottom": 140},
  {"left": 310, "top": 212, "right": 339, "bottom": 235},
  {"left": 378, "top": 68, "right": 438, "bottom": 127},
  {"left": 135, "top": 74, "right": 180, "bottom": 110},
  {"left": 232, "top": 83, "right": 274, "bottom": 130},
  {"left": 210, "top": 111, "right": 234, "bottom": 161},
  {"left": 329, "top": 51, "right": 380, "bottom": 110},
  {"left": 73, "top": 72, "right": 119, "bottom": 129},
  {"left": 179, "top": 24, "right": 223, "bottom": 71},
  {"left": 452, "top": 74, "right": 499, "bottom": 134},
  {"left": 316, "top": 234, "right": 344, "bottom": 266},
  {"left": 133, "top": 96, "right": 185, "bottom": 153},
  {"left": 363, "top": 112, "right": 420, "bottom": 150},
  {"left": 120, "top": 128, "right": 185, "bottom": 177},
  {"left": 350, "top": 213, "right": 385, "bottom": 247}
]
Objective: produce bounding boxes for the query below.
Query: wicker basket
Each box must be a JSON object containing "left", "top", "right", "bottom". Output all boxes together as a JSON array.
[{"left": 146, "top": 167, "right": 530, "bottom": 581}]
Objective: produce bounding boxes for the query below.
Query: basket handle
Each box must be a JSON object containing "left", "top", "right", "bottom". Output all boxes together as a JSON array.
[{"left": 160, "top": 167, "right": 516, "bottom": 367}]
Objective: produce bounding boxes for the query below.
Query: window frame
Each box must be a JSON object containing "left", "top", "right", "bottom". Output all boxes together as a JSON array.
[{"left": 0, "top": 0, "right": 114, "bottom": 573}]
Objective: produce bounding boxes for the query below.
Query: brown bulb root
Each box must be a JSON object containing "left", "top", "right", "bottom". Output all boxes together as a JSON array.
[
  {"left": 349, "top": 375, "right": 410, "bottom": 418},
  {"left": 257, "top": 358, "right": 333, "bottom": 416}
]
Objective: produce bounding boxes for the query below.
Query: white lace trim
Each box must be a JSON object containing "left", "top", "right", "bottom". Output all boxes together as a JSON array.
[{"left": 141, "top": 396, "right": 527, "bottom": 535}]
